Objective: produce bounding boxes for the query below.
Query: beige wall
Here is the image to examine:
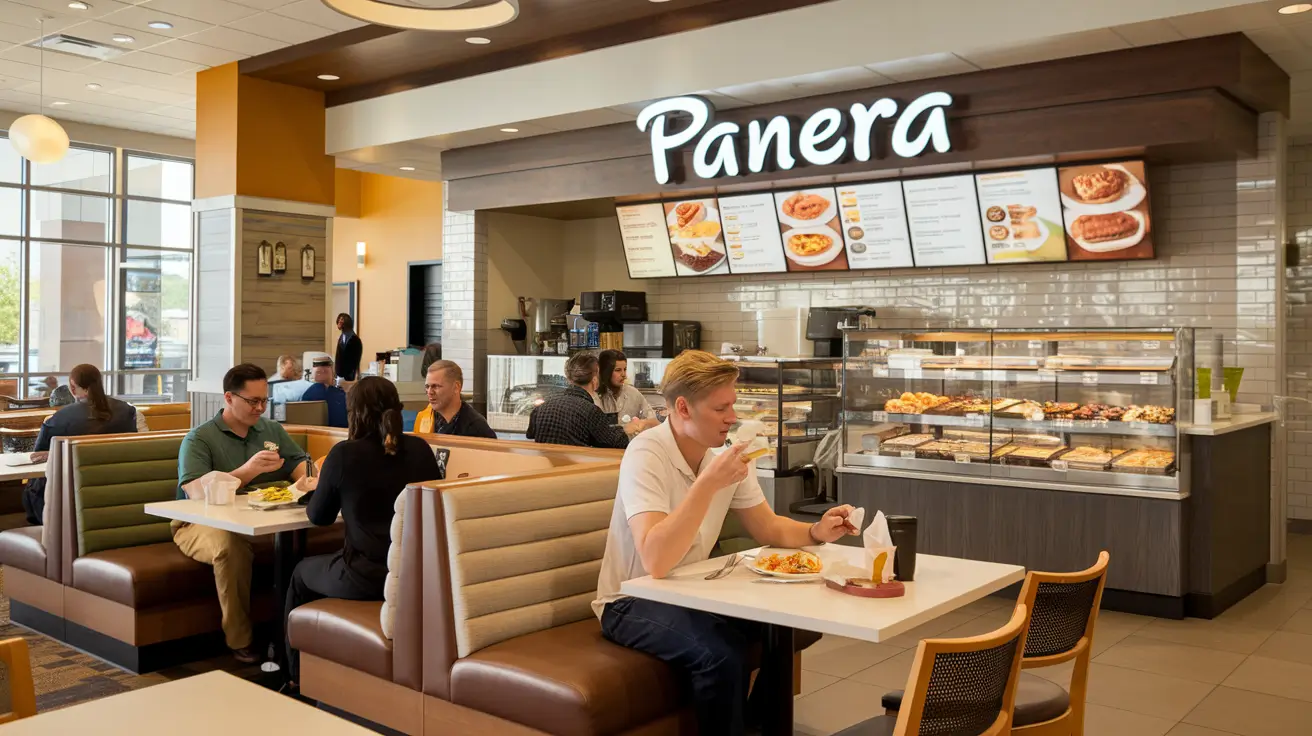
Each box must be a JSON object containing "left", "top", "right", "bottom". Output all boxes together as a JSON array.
[
  {"left": 332, "top": 171, "right": 444, "bottom": 362},
  {"left": 486, "top": 213, "right": 565, "bottom": 354},
  {"left": 561, "top": 217, "right": 644, "bottom": 298}
]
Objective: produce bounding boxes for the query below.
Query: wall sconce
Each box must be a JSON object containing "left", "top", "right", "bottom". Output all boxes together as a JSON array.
[{"left": 356, "top": 241, "right": 367, "bottom": 268}]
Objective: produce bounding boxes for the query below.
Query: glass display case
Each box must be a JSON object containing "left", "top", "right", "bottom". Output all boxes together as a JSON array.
[
  {"left": 486, "top": 354, "right": 673, "bottom": 434},
  {"left": 727, "top": 356, "right": 843, "bottom": 471},
  {"left": 841, "top": 328, "right": 1193, "bottom": 493}
]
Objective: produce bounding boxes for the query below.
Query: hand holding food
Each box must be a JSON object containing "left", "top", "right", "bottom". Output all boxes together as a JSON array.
[
  {"left": 700, "top": 443, "right": 750, "bottom": 491},
  {"left": 813, "top": 504, "right": 860, "bottom": 543},
  {"left": 242, "top": 450, "right": 283, "bottom": 475}
]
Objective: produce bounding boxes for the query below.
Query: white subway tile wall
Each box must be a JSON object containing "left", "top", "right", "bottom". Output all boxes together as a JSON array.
[
  {"left": 1286, "top": 138, "right": 1312, "bottom": 521},
  {"left": 442, "top": 189, "right": 490, "bottom": 403}
]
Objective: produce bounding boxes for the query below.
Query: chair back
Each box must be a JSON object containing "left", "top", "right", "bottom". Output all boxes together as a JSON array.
[
  {"left": 0, "top": 637, "right": 36, "bottom": 723},
  {"left": 894, "top": 603, "right": 1029, "bottom": 736},
  {"left": 1017, "top": 551, "right": 1110, "bottom": 665}
]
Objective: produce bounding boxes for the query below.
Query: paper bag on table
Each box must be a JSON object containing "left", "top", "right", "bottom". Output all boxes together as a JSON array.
[
  {"left": 865, "top": 511, "right": 896, "bottom": 583},
  {"left": 182, "top": 470, "right": 240, "bottom": 506}
]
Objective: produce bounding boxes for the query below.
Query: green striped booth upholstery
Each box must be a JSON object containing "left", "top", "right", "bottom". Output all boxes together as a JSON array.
[{"left": 73, "top": 432, "right": 310, "bottom": 555}]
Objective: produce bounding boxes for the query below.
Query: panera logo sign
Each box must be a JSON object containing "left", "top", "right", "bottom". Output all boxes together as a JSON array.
[{"left": 637, "top": 92, "right": 954, "bottom": 185}]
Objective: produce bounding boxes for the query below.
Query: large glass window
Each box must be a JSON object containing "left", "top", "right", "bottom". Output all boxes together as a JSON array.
[{"left": 0, "top": 134, "right": 195, "bottom": 401}]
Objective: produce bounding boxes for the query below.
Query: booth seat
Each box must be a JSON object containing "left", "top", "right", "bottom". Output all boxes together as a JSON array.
[{"left": 136, "top": 402, "right": 190, "bottom": 432}]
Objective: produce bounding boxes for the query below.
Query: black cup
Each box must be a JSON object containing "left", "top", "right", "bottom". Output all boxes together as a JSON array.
[{"left": 886, "top": 515, "right": 918, "bottom": 582}]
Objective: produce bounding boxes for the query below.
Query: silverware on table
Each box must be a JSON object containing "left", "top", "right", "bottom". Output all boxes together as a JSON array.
[{"left": 705, "top": 554, "right": 742, "bottom": 580}]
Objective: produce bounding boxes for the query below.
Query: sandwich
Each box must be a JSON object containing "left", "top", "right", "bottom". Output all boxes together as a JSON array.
[
  {"left": 1070, "top": 212, "right": 1138, "bottom": 243},
  {"left": 732, "top": 420, "right": 773, "bottom": 462},
  {"left": 1071, "top": 169, "right": 1130, "bottom": 204}
]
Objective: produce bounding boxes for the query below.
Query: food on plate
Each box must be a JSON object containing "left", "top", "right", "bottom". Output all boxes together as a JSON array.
[
  {"left": 988, "top": 225, "right": 1009, "bottom": 241},
  {"left": 674, "top": 241, "right": 724, "bottom": 272},
  {"left": 1008, "top": 205, "right": 1037, "bottom": 224},
  {"left": 249, "top": 486, "right": 293, "bottom": 503},
  {"left": 781, "top": 192, "right": 831, "bottom": 221},
  {"left": 1070, "top": 212, "right": 1138, "bottom": 243},
  {"left": 1071, "top": 168, "right": 1130, "bottom": 204},
  {"left": 1121, "top": 405, "right": 1175, "bottom": 424},
  {"left": 884, "top": 392, "right": 949, "bottom": 414},
  {"left": 848, "top": 226, "right": 865, "bottom": 239},
  {"left": 788, "top": 232, "right": 834, "bottom": 257},
  {"left": 844, "top": 209, "right": 861, "bottom": 223},
  {"left": 674, "top": 202, "right": 706, "bottom": 228},
  {"left": 1113, "top": 449, "right": 1175, "bottom": 470},
  {"left": 677, "top": 221, "right": 721, "bottom": 240},
  {"left": 1012, "top": 222, "right": 1041, "bottom": 240},
  {"left": 756, "top": 550, "right": 822, "bottom": 575},
  {"left": 986, "top": 206, "right": 1007, "bottom": 223},
  {"left": 996, "top": 400, "right": 1043, "bottom": 418}
]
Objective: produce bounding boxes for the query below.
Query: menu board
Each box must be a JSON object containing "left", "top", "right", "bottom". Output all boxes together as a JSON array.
[
  {"left": 718, "top": 193, "right": 788, "bottom": 274},
  {"left": 902, "top": 175, "right": 987, "bottom": 267},
  {"left": 974, "top": 168, "right": 1068, "bottom": 264},
  {"left": 834, "top": 182, "right": 915, "bottom": 269},
  {"left": 616, "top": 203, "right": 677, "bottom": 278},
  {"left": 774, "top": 188, "right": 850, "bottom": 272},
  {"left": 1058, "top": 161, "right": 1155, "bottom": 262},
  {"left": 663, "top": 198, "right": 728, "bottom": 276}
]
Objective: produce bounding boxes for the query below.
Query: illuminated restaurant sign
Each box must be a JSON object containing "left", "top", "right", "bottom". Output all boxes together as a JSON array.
[{"left": 636, "top": 92, "right": 954, "bottom": 185}]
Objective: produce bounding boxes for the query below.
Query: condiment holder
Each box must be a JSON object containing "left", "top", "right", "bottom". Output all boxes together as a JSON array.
[{"left": 825, "top": 578, "right": 905, "bottom": 598}]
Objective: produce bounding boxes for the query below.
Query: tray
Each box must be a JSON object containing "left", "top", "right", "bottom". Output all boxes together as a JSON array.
[
  {"left": 824, "top": 578, "right": 905, "bottom": 598},
  {"left": 1001, "top": 445, "right": 1068, "bottom": 467},
  {"left": 1111, "top": 449, "right": 1176, "bottom": 475},
  {"left": 878, "top": 433, "right": 936, "bottom": 457}
]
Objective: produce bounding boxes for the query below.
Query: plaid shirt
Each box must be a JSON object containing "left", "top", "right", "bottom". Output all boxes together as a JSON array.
[{"left": 526, "top": 385, "right": 629, "bottom": 449}]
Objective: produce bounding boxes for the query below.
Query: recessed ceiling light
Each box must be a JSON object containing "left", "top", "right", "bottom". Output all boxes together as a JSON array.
[
  {"left": 68, "top": 1, "right": 90, "bottom": 9},
  {"left": 500, "top": 127, "right": 519, "bottom": 133},
  {"left": 399, "top": 166, "right": 416, "bottom": 171},
  {"left": 465, "top": 37, "right": 491, "bottom": 44},
  {"left": 50, "top": 101, "right": 69, "bottom": 106},
  {"left": 147, "top": 21, "right": 173, "bottom": 30},
  {"left": 112, "top": 33, "right": 135, "bottom": 44},
  {"left": 317, "top": 74, "right": 340, "bottom": 81},
  {"left": 85, "top": 83, "right": 101, "bottom": 90},
  {"left": 1279, "top": 3, "right": 1312, "bottom": 13}
]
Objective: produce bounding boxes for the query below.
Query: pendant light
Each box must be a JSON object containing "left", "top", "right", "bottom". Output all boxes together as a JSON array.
[{"left": 9, "top": 17, "right": 70, "bottom": 164}]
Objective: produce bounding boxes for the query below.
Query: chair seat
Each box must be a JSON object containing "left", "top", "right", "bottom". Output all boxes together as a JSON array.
[
  {"left": 880, "top": 672, "right": 1069, "bottom": 727},
  {"left": 450, "top": 618, "right": 686, "bottom": 736},
  {"left": 0, "top": 526, "right": 45, "bottom": 577},
  {"left": 834, "top": 714, "right": 896, "bottom": 736},
  {"left": 288, "top": 598, "right": 391, "bottom": 680}
]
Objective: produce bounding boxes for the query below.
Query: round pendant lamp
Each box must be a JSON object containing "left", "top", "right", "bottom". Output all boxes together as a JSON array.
[
  {"left": 321, "top": 0, "right": 519, "bottom": 31},
  {"left": 8, "top": 17, "right": 69, "bottom": 164}
]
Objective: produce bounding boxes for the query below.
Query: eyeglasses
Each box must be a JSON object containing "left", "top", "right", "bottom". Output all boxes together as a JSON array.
[{"left": 230, "top": 392, "right": 269, "bottom": 409}]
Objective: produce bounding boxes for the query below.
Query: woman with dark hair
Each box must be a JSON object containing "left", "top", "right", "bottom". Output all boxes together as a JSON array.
[
  {"left": 284, "top": 376, "right": 441, "bottom": 684},
  {"left": 334, "top": 312, "right": 363, "bottom": 383},
  {"left": 595, "top": 350, "right": 658, "bottom": 432},
  {"left": 24, "top": 364, "right": 139, "bottom": 524}
]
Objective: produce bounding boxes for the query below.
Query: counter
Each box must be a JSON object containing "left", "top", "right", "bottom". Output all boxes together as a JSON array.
[{"left": 1179, "top": 411, "right": 1278, "bottom": 436}]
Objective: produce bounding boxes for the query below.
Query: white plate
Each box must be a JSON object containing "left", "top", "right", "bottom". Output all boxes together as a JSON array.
[
  {"left": 667, "top": 202, "right": 720, "bottom": 233},
  {"left": 1060, "top": 164, "right": 1147, "bottom": 215},
  {"left": 777, "top": 190, "right": 837, "bottom": 229},
  {"left": 1066, "top": 208, "right": 1146, "bottom": 252},
  {"left": 748, "top": 547, "right": 825, "bottom": 580},
  {"left": 781, "top": 227, "right": 843, "bottom": 266},
  {"left": 672, "top": 239, "right": 728, "bottom": 275}
]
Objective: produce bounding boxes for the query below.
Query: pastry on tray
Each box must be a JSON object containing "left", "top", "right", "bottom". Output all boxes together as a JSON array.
[
  {"left": 1070, "top": 212, "right": 1138, "bottom": 243},
  {"left": 884, "top": 392, "right": 949, "bottom": 415},
  {"left": 1060, "top": 446, "right": 1127, "bottom": 468},
  {"left": 1112, "top": 449, "right": 1175, "bottom": 471},
  {"left": 1071, "top": 168, "right": 1130, "bottom": 204},
  {"left": 1121, "top": 405, "right": 1175, "bottom": 424}
]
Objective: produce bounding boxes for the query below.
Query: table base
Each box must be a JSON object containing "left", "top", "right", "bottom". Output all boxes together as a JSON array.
[{"left": 761, "top": 623, "right": 794, "bottom": 736}]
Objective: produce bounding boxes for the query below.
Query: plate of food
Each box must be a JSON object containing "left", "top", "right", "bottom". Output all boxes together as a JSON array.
[
  {"left": 782, "top": 227, "right": 843, "bottom": 266},
  {"left": 777, "top": 190, "right": 837, "bottom": 229},
  {"left": 672, "top": 238, "right": 727, "bottom": 275},
  {"left": 246, "top": 485, "right": 305, "bottom": 510},
  {"left": 1060, "top": 163, "right": 1147, "bottom": 214},
  {"left": 750, "top": 548, "right": 824, "bottom": 579},
  {"left": 1066, "top": 209, "right": 1147, "bottom": 252},
  {"left": 667, "top": 201, "right": 717, "bottom": 231}
]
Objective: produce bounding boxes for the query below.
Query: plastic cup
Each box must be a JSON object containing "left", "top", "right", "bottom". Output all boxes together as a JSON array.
[
  {"left": 1223, "top": 367, "right": 1244, "bottom": 403},
  {"left": 1196, "top": 368, "right": 1212, "bottom": 400}
]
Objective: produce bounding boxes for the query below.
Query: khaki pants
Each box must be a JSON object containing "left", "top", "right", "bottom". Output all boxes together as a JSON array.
[{"left": 172, "top": 522, "right": 254, "bottom": 650}]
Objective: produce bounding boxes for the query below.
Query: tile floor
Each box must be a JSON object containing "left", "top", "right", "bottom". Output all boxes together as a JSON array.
[{"left": 793, "top": 533, "right": 1312, "bottom": 736}]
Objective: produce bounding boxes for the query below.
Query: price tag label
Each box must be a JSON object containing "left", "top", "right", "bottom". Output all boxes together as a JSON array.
[
  {"left": 900, "top": 450, "right": 916, "bottom": 460},
  {"left": 871, "top": 411, "right": 888, "bottom": 422},
  {"left": 1053, "top": 418, "right": 1074, "bottom": 429},
  {"left": 1082, "top": 372, "right": 1099, "bottom": 386},
  {"left": 1143, "top": 340, "right": 1160, "bottom": 350},
  {"left": 955, "top": 453, "right": 972, "bottom": 464},
  {"left": 1051, "top": 460, "right": 1070, "bottom": 472},
  {"left": 1028, "top": 340, "right": 1044, "bottom": 350},
  {"left": 1140, "top": 372, "right": 1158, "bottom": 385}
]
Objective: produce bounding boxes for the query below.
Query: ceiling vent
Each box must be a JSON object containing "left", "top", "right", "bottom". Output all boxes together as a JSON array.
[{"left": 28, "top": 34, "right": 127, "bottom": 62}]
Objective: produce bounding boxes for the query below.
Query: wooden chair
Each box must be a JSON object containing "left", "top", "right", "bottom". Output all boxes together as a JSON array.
[
  {"left": 837, "top": 604, "right": 1029, "bottom": 736},
  {"left": 0, "top": 637, "right": 37, "bottom": 723}
]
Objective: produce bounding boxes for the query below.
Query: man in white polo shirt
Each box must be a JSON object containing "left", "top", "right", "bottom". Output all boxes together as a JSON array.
[{"left": 593, "top": 350, "right": 857, "bottom": 736}]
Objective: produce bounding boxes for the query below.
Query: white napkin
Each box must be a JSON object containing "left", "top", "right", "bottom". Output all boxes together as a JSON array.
[
  {"left": 846, "top": 507, "right": 866, "bottom": 533},
  {"left": 865, "top": 511, "right": 897, "bottom": 583},
  {"left": 182, "top": 470, "right": 240, "bottom": 505}
]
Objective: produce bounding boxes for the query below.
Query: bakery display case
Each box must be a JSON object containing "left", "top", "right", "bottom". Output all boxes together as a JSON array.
[
  {"left": 727, "top": 356, "right": 843, "bottom": 471},
  {"left": 841, "top": 328, "right": 1192, "bottom": 494},
  {"left": 485, "top": 354, "right": 673, "bottom": 433}
]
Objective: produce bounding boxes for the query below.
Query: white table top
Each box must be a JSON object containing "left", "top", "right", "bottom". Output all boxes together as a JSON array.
[
  {"left": 621, "top": 546, "right": 1025, "bottom": 644},
  {"left": 0, "top": 671, "right": 374, "bottom": 735},
  {"left": 0, "top": 452, "right": 46, "bottom": 482},
  {"left": 144, "top": 496, "right": 316, "bottom": 536}
]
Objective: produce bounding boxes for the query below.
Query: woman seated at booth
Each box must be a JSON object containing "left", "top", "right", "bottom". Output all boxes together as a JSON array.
[
  {"left": 595, "top": 349, "right": 660, "bottom": 435},
  {"left": 283, "top": 376, "right": 441, "bottom": 685},
  {"left": 527, "top": 353, "right": 639, "bottom": 449}
]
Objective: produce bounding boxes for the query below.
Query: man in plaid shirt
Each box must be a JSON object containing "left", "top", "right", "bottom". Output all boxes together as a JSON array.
[{"left": 527, "top": 353, "right": 641, "bottom": 448}]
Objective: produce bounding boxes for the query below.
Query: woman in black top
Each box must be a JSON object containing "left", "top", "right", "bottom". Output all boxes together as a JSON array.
[{"left": 284, "top": 376, "right": 441, "bottom": 684}]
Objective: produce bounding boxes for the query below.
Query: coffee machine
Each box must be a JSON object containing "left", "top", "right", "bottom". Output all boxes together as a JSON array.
[
  {"left": 520, "top": 296, "right": 575, "bottom": 355},
  {"left": 623, "top": 321, "right": 701, "bottom": 358},
  {"left": 806, "top": 307, "right": 876, "bottom": 357}
]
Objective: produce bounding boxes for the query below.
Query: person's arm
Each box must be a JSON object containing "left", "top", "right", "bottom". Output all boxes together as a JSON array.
[
  {"left": 525, "top": 408, "right": 538, "bottom": 440},
  {"left": 301, "top": 383, "right": 323, "bottom": 402},
  {"left": 32, "top": 419, "right": 55, "bottom": 454},
  {"left": 587, "top": 406, "right": 630, "bottom": 449},
  {"left": 133, "top": 406, "right": 149, "bottom": 433},
  {"left": 305, "top": 444, "right": 344, "bottom": 526},
  {"left": 734, "top": 463, "right": 858, "bottom": 546},
  {"left": 178, "top": 434, "right": 213, "bottom": 492},
  {"left": 272, "top": 423, "right": 311, "bottom": 482}
]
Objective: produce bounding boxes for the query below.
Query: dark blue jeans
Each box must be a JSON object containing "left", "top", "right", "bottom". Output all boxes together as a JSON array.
[{"left": 602, "top": 597, "right": 784, "bottom": 736}]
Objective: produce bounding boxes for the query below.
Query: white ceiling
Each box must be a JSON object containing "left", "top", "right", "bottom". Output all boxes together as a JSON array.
[{"left": 0, "top": 0, "right": 360, "bottom": 139}]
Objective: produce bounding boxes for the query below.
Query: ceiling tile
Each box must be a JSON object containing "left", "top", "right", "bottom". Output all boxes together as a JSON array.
[
  {"left": 85, "top": 61, "right": 195, "bottom": 93},
  {"left": 957, "top": 28, "right": 1130, "bottom": 70},
  {"left": 0, "top": 58, "right": 40, "bottom": 83},
  {"left": 226, "top": 12, "right": 337, "bottom": 45},
  {"left": 111, "top": 50, "right": 202, "bottom": 76},
  {"left": 227, "top": 0, "right": 292, "bottom": 10},
  {"left": 137, "top": 0, "right": 262, "bottom": 25},
  {"left": 865, "top": 53, "right": 978, "bottom": 82},
  {"left": 1166, "top": 3, "right": 1287, "bottom": 38},
  {"left": 1279, "top": 21, "right": 1312, "bottom": 49},
  {"left": 149, "top": 38, "right": 242, "bottom": 67},
  {"left": 1265, "top": 47, "right": 1312, "bottom": 73},
  {"left": 95, "top": 4, "right": 216, "bottom": 38},
  {"left": 145, "top": 105, "right": 194, "bottom": 121},
  {"left": 1, "top": 0, "right": 133, "bottom": 26},
  {"left": 112, "top": 84, "right": 194, "bottom": 107},
  {"left": 58, "top": 20, "right": 174, "bottom": 51},
  {"left": 715, "top": 67, "right": 890, "bottom": 105},
  {"left": 185, "top": 25, "right": 285, "bottom": 55},
  {"left": 1110, "top": 19, "right": 1188, "bottom": 47},
  {"left": 0, "top": 21, "right": 41, "bottom": 46},
  {"left": 272, "top": 0, "right": 367, "bottom": 32},
  {"left": 1, "top": 44, "right": 98, "bottom": 72},
  {"left": 1290, "top": 70, "right": 1312, "bottom": 93}
]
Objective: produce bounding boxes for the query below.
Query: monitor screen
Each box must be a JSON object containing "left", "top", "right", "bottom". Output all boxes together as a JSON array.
[
  {"left": 718, "top": 192, "right": 789, "bottom": 274},
  {"left": 902, "top": 175, "right": 987, "bottom": 267},
  {"left": 834, "top": 182, "right": 915, "bottom": 269},
  {"left": 774, "top": 187, "right": 850, "bottom": 273},
  {"left": 616, "top": 202, "right": 677, "bottom": 279},
  {"left": 975, "top": 167, "right": 1069, "bottom": 264},
  {"left": 1058, "top": 161, "right": 1155, "bottom": 262},
  {"left": 664, "top": 198, "right": 729, "bottom": 276}
]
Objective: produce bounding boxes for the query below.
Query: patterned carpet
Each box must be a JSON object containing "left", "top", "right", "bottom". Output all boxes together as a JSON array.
[{"left": 0, "top": 567, "right": 265, "bottom": 713}]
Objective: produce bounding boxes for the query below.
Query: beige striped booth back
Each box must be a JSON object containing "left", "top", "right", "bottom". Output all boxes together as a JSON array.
[{"left": 441, "top": 465, "right": 619, "bottom": 658}]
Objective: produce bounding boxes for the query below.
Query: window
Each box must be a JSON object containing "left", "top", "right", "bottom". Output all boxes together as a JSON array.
[{"left": 0, "top": 134, "right": 195, "bottom": 400}]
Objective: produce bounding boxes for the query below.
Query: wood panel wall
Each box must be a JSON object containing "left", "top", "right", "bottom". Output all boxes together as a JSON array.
[{"left": 238, "top": 211, "right": 329, "bottom": 377}]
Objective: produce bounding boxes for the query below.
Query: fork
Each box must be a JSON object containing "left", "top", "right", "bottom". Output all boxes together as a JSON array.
[{"left": 704, "top": 554, "right": 742, "bottom": 580}]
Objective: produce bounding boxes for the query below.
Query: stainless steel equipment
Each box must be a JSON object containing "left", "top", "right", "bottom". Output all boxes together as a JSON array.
[
  {"left": 520, "top": 296, "right": 575, "bottom": 355},
  {"left": 807, "top": 306, "right": 876, "bottom": 357},
  {"left": 623, "top": 321, "right": 701, "bottom": 358}
]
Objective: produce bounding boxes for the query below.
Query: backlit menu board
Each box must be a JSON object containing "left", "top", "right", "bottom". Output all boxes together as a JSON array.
[
  {"left": 664, "top": 198, "right": 728, "bottom": 276},
  {"left": 974, "top": 168, "right": 1068, "bottom": 264},
  {"left": 617, "top": 203, "right": 677, "bottom": 279},
  {"left": 774, "top": 188, "right": 849, "bottom": 272},
  {"left": 1058, "top": 161, "right": 1155, "bottom": 262},
  {"left": 718, "top": 193, "right": 789, "bottom": 274},
  {"left": 902, "top": 175, "right": 987, "bottom": 267},
  {"left": 834, "top": 182, "right": 915, "bottom": 269}
]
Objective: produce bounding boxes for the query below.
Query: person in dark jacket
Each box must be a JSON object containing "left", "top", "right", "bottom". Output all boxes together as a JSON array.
[
  {"left": 284, "top": 376, "right": 442, "bottom": 684},
  {"left": 334, "top": 313, "right": 363, "bottom": 383},
  {"left": 24, "top": 364, "right": 140, "bottom": 524},
  {"left": 300, "top": 355, "right": 348, "bottom": 428},
  {"left": 526, "top": 353, "right": 638, "bottom": 449}
]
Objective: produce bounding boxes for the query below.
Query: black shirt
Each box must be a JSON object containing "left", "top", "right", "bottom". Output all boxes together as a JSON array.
[
  {"left": 29, "top": 397, "right": 139, "bottom": 502},
  {"left": 434, "top": 402, "right": 497, "bottom": 439},
  {"left": 526, "top": 385, "right": 629, "bottom": 449},
  {"left": 335, "top": 332, "right": 363, "bottom": 382},
  {"left": 306, "top": 434, "right": 441, "bottom": 586}
]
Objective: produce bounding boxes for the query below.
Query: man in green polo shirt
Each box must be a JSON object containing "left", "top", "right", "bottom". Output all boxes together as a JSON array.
[{"left": 176, "top": 363, "right": 311, "bottom": 664}]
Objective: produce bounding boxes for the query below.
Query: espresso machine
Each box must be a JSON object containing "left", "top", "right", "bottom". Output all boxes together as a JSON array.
[{"left": 520, "top": 296, "right": 575, "bottom": 355}]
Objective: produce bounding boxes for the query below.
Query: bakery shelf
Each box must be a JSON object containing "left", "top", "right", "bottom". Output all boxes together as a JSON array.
[
  {"left": 991, "top": 417, "right": 1177, "bottom": 437},
  {"left": 868, "top": 367, "right": 1174, "bottom": 386}
]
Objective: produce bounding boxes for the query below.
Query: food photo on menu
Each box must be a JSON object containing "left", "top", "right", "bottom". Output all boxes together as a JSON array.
[
  {"left": 1058, "top": 161, "right": 1155, "bottom": 261},
  {"left": 664, "top": 199, "right": 728, "bottom": 276},
  {"left": 974, "top": 168, "right": 1069, "bottom": 264},
  {"left": 774, "top": 188, "right": 850, "bottom": 272}
]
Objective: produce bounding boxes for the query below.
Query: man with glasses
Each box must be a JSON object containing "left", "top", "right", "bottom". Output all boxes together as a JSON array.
[
  {"left": 414, "top": 360, "right": 496, "bottom": 438},
  {"left": 175, "top": 363, "right": 312, "bottom": 664}
]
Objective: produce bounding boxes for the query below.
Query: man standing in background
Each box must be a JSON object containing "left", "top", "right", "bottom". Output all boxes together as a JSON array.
[{"left": 335, "top": 313, "right": 363, "bottom": 383}]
